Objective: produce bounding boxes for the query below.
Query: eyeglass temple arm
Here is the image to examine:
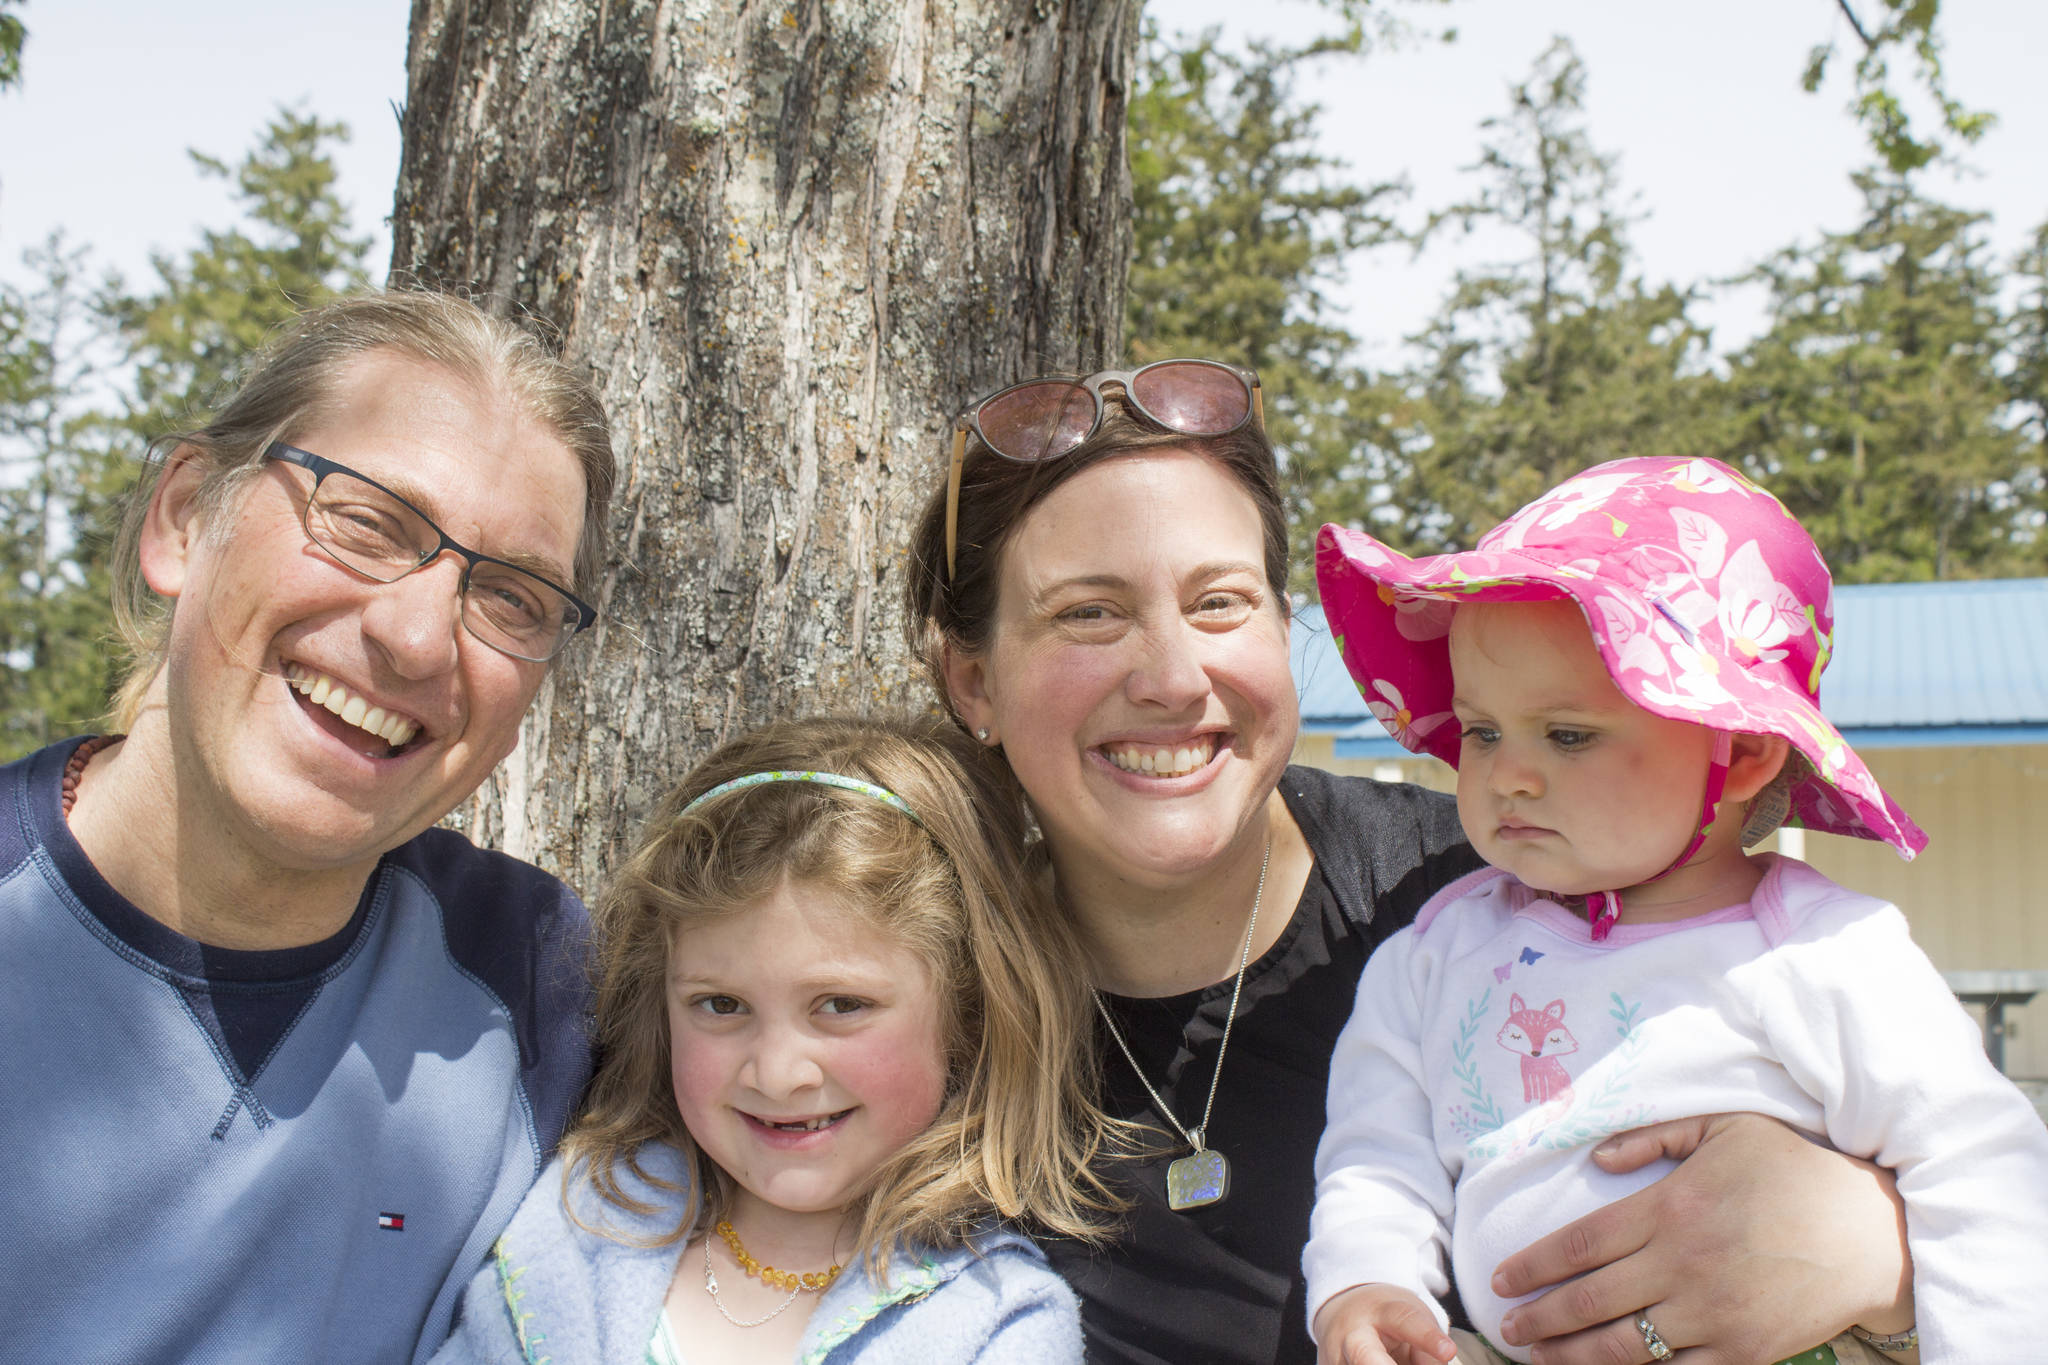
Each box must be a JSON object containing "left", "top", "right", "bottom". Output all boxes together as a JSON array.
[
  {"left": 1251, "top": 381, "right": 1265, "bottom": 431},
  {"left": 945, "top": 427, "right": 967, "bottom": 579}
]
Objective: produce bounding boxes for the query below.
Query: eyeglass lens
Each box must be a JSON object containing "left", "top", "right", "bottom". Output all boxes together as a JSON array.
[
  {"left": 974, "top": 361, "right": 1250, "bottom": 463},
  {"left": 304, "top": 471, "right": 577, "bottom": 660},
  {"left": 977, "top": 382, "right": 1098, "bottom": 463},
  {"left": 1129, "top": 361, "right": 1250, "bottom": 435}
]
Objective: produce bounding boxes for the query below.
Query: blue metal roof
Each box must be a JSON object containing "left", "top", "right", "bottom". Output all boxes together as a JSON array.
[
  {"left": 1294, "top": 578, "right": 2048, "bottom": 753},
  {"left": 1825, "top": 579, "right": 2048, "bottom": 727}
]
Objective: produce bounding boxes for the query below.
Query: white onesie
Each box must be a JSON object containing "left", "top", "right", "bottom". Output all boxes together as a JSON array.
[{"left": 1306, "top": 854, "right": 2048, "bottom": 1363}]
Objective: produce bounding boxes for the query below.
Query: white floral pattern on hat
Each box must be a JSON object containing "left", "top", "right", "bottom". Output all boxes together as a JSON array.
[{"left": 1316, "top": 455, "right": 1925, "bottom": 859}]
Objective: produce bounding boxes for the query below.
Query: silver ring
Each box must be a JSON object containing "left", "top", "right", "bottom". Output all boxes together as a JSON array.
[{"left": 1636, "top": 1313, "right": 1674, "bottom": 1362}]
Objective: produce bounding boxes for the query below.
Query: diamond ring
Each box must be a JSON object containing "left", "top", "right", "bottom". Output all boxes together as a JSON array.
[{"left": 1636, "top": 1313, "right": 1674, "bottom": 1362}]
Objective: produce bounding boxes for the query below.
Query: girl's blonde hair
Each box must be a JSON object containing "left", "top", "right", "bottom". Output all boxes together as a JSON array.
[{"left": 566, "top": 715, "right": 1123, "bottom": 1263}]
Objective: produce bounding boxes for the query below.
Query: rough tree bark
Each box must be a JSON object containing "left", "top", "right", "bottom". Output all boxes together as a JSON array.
[{"left": 390, "top": 0, "right": 1140, "bottom": 889}]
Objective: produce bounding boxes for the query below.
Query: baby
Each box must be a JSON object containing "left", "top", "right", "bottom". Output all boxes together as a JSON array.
[{"left": 1307, "top": 457, "right": 2048, "bottom": 1364}]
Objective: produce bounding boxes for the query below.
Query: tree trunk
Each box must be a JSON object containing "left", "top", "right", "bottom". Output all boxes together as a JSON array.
[{"left": 391, "top": 0, "right": 1139, "bottom": 889}]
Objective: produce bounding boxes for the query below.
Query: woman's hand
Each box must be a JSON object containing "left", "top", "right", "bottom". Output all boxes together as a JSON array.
[{"left": 1490, "top": 1113, "right": 1914, "bottom": 1364}]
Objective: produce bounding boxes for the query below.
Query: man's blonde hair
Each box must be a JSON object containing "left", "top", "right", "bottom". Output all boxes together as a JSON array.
[
  {"left": 107, "top": 289, "right": 614, "bottom": 728},
  {"left": 567, "top": 715, "right": 1124, "bottom": 1265}
]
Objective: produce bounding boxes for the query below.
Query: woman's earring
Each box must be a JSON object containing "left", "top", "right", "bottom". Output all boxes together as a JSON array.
[{"left": 976, "top": 728, "right": 991, "bottom": 743}]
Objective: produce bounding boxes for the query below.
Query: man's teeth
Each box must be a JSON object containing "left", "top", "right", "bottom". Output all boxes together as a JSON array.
[
  {"left": 285, "top": 665, "right": 420, "bottom": 747},
  {"left": 1106, "top": 740, "right": 1215, "bottom": 777}
]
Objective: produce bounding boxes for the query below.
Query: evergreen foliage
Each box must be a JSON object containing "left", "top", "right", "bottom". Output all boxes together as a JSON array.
[
  {"left": 1124, "top": 24, "right": 1404, "bottom": 589},
  {"left": 0, "top": 0, "right": 23, "bottom": 92},
  {"left": 0, "top": 236, "right": 127, "bottom": 757},
  {"left": 0, "top": 110, "right": 371, "bottom": 756},
  {"left": 1729, "top": 177, "right": 2044, "bottom": 580},
  {"left": 1373, "top": 40, "right": 1720, "bottom": 554},
  {"left": 110, "top": 108, "right": 372, "bottom": 439},
  {"left": 2010, "top": 224, "right": 2048, "bottom": 455},
  {"left": 1802, "top": 0, "right": 1995, "bottom": 174},
  {"left": 1125, "top": 27, "right": 2046, "bottom": 589}
]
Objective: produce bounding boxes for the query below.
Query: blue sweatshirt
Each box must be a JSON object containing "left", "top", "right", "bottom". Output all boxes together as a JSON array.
[{"left": 0, "top": 737, "right": 594, "bottom": 1363}]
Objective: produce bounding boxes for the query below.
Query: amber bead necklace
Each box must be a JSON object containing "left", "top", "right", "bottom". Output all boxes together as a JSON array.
[{"left": 703, "top": 1219, "right": 844, "bottom": 1329}]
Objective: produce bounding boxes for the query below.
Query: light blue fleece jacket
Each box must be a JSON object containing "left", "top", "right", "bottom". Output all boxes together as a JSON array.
[{"left": 431, "top": 1142, "right": 1083, "bottom": 1364}]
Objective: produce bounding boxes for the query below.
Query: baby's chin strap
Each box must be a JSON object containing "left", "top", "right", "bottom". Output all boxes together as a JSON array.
[{"left": 1586, "top": 730, "right": 1734, "bottom": 941}]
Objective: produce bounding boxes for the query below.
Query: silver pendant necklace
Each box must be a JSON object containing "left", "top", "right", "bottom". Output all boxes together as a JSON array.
[
  {"left": 703, "top": 1236, "right": 800, "bottom": 1328},
  {"left": 1092, "top": 837, "right": 1271, "bottom": 1212}
]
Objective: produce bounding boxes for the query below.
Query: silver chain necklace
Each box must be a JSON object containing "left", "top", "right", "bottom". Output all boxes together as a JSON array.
[
  {"left": 1091, "top": 837, "right": 1271, "bottom": 1211},
  {"left": 702, "top": 1236, "right": 800, "bottom": 1328}
]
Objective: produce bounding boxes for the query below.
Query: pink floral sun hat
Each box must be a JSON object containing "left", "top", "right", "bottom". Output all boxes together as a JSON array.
[{"left": 1315, "top": 455, "right": 1926, "bottom": 860}]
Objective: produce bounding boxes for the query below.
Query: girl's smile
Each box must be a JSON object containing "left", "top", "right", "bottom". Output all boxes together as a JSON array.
[
  {"left": 666, "top": 877, "right": 949, "bottom": 1225},
  {"left": 739, "top": 1109, "right": 856, "bottom": 1149}
]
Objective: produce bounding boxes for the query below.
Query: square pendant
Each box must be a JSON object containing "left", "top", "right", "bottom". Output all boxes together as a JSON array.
[{"left": 1166, "top": 1149, "right": 1230, "bottom": 1210}]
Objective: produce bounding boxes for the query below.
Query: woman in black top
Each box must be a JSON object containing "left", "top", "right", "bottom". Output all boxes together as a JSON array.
[{"left": 905, "top": 361, "right": 1916, "bottom": 1364}]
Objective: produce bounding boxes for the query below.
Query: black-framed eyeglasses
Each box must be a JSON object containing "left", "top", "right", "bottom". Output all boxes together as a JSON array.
[
  {"left": 263, "top": 442, "right": 596, "bottom": 663},
  {"left": 944, "top": 359, "right": 1263, "bottom": 578}
]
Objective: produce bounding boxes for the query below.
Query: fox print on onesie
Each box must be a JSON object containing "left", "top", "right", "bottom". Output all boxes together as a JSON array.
[{"left": 1496, "top": 996, "right": 1575, "bottom": 1105}]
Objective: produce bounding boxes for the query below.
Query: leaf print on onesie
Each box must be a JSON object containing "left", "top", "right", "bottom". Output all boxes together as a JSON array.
[
  {"left": 1447, "top": 988, "right": 1510, "bottom": 1142},
  {"left": 1497, "top": 994, "right": 1578, "bottom": 1104}
]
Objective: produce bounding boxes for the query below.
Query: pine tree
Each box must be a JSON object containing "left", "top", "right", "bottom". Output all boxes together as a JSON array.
[
  {"left": 2008, "top": 222, "right": 2048, "bottom": 546},
  {"left": 1366, "top": 39, "right": 1718, "bottom": 555},
  {"left": 1124, "top": 24, "right": 1404, "bottom": 589},
  {"left": 0, "top": 235, "right": 128, "bottom": 757},
  {"left": 111, "top": 108, "right": 371, "bottom": 437},
  {"left": 0, "top": 111, "right": 374, "bottom": 753},
  {"left": 1727, "top": 172, "right": 2036, "bottom": 580}
]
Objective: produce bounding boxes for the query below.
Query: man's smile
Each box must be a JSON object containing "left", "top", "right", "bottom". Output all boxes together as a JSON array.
[{"left": 285, "top": 663, "right": 423, "bottom": 753}]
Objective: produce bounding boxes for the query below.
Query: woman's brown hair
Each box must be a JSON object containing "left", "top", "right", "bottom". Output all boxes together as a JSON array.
[{"left": 565, "top": 715, "right": 1124, "bottom": 1264}]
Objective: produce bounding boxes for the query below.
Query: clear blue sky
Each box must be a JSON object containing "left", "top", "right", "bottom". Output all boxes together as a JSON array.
[{"left": 3, "top": 0, "right": 2042, "bottom": 362}]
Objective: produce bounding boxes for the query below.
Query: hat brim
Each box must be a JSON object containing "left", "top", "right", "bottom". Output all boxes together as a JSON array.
[{"left": 1315, "top": 524, "right": 1926, "bottom": 859}]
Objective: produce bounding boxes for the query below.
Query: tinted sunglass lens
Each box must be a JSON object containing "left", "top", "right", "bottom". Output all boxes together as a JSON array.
[
  {"left": 1131, "top": 361, "right": 1248, "bottom": 435},
  {"left": 977, "top": 381, "right": 1096, "bottom": 462}
]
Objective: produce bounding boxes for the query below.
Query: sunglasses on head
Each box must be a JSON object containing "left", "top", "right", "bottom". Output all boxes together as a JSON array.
[{"left": 944, "top": 359, "right": 1264, "bottom": 578}]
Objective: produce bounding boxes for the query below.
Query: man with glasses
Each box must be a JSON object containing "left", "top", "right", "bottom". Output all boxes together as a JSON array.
[{"left": 0, "top": 291, "right": 615, "bottom": 1362}]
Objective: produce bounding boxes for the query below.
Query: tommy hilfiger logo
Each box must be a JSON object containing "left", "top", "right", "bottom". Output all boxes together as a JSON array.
[{"left": 378, "top": 1213, "right": 406, "bottom": 1231}]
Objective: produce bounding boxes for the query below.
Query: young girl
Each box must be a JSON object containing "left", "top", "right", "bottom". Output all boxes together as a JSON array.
[
  {"left": 1307, "top": 457, "right": 2048, "bottom": 1365},
  {"left": 434, "top": 716, "right": 1119, "bottom": 1363}
]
